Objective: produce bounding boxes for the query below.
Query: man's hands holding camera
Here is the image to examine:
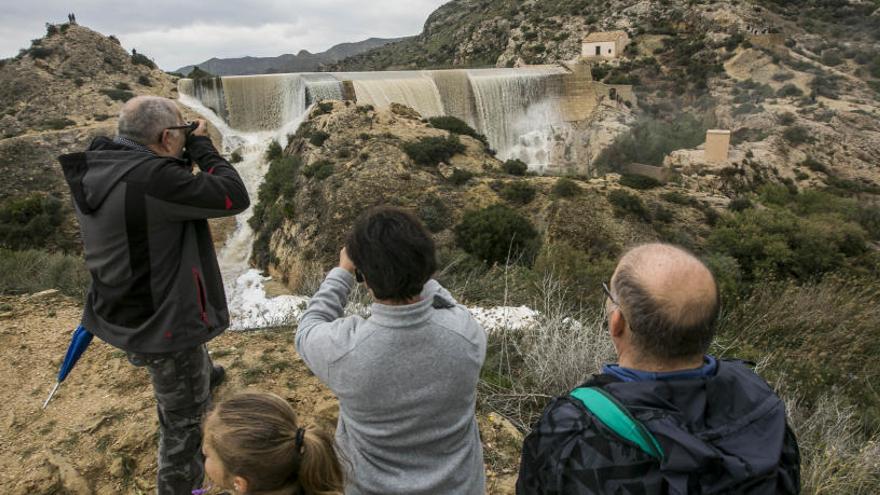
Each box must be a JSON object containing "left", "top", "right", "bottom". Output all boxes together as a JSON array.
[{"left": 191, "top": 119, "right": 208, "bottom": 137}]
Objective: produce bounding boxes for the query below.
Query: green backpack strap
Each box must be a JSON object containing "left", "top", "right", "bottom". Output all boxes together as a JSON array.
[{"left": 570, "top": 387, "right": 665, "bottom": 461}]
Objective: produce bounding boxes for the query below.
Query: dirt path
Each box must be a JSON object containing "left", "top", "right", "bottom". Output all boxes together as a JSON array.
[{"left": 0, "top": 292, "right": 519, "bottom": 494}]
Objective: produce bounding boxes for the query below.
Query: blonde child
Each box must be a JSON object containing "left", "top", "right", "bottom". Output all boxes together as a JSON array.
[{"left": 200, "top": 392, "right": 345, "bottom": 495}]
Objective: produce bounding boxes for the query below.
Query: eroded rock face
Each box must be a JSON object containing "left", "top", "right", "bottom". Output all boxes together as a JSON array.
[{"left": 249, "top": 101, "right": 712, "bottom": 294}]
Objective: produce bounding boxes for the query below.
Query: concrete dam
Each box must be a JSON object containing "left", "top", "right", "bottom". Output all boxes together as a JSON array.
[{"left": 178, "top": 66, "right": 612, "bottom": 170}]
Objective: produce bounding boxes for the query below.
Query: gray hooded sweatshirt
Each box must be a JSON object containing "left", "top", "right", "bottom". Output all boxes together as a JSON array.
[{"left": 296, "top": 268, "right": 487, "bottom": 495}]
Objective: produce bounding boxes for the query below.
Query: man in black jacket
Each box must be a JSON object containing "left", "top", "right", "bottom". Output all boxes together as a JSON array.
[
  {"left": 517, "top": 243, "right": 800, "bottom": 494},
  {"left": 59, "top": 96, "right": 249, "bottom": 494}
]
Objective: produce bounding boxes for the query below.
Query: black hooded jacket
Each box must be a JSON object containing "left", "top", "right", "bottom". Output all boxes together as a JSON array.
[
  {"left": 58, "top": 135, "right": 249, "bottom": 353},
  {"left": 517, "top": 360, "right": 800, "bottom": 494}
]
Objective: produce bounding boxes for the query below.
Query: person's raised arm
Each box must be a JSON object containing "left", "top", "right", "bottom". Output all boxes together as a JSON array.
[
  {"left": 295, "top": 248, "right": 358, "bottom": 381},
  {"left": 145, "top": 120, "right": 250, "bottom": 221}
]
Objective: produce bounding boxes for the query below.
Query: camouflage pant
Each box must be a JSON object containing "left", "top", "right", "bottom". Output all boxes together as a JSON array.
[{"left": 128, "top": 344, "right": 213, "bottom": 495}]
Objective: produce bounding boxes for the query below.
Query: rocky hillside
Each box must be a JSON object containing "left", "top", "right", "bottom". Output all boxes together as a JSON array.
[
  {"left": 249, "top": 100, "right": 717, "bottom": 295},
  {"left": 335, "top": 0, "right": 880, "bottom": 204},
  {"left": 175, "top": 37, "right": 404, "bottom": 76},
  {"left": 0, "top": 23, "right": 180, "bottom": 252}
]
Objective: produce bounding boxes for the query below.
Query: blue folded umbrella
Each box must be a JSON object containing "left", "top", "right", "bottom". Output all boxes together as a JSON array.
[{"left": 42, "top": 325, "right": 93, "bottom": 409}]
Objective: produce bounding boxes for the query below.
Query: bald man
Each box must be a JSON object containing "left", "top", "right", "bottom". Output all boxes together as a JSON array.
[
  {"left": 517, "top": 243, "right": 800, "bottom": 494},
  {"left": 59, "top": 96, "right": 249, "bottom": 494}
]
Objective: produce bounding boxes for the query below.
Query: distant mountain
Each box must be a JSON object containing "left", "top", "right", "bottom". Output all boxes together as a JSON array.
[{"left": 175, "top": 37, "right": 405, "bottom": 75}]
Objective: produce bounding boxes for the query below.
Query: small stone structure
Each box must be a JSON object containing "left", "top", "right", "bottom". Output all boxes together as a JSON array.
[
  {"left": 621, "top": 163, "right": 672, "bottom": 183},
  {"left": 581, "top": 31, "right": 630, "bottom": 59},
  {"left": 705, "top": 130, "right": 731, "bottom": 163}
]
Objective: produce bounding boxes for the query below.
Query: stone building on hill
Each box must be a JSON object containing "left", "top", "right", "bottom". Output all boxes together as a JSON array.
[{"left": 581, "top": 31, "right": 630, "bottom": 59}]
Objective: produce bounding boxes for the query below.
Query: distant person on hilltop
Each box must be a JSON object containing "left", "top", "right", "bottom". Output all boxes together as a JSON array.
[
  {"left": 517, "top": 243, "right": 800, "bottom": 494},
  {"left": 296, "top": 206, "right": 487, "bottom": 495},
  {"left": 58, "top": 95, "right": 250, "bottom": 494},
  {"left": 201, "top": 391, "right": 346, "bottom": 494}
]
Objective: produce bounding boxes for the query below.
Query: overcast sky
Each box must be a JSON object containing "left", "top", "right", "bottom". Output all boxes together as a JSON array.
[{"left": 1, "top": 0, "right": 448, "bottom": 70}]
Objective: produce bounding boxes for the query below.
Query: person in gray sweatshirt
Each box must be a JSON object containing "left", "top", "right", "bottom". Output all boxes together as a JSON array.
[{"left": 296, "top": 206, "right": 487, "bottom": 495}]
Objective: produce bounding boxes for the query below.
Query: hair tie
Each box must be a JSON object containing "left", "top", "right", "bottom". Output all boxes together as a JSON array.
[{"left": 295, "top": 427, "right": 306, "bottom": 452}]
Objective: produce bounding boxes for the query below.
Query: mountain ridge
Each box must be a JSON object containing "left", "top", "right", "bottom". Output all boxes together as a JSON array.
[{"left": 175, "top": 37, "right": 406, "bottom": 75}]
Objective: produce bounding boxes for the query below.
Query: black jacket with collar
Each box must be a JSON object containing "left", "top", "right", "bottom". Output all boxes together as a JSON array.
[{"left": 58, "top": 135, "right": 249, "bottom": 353}]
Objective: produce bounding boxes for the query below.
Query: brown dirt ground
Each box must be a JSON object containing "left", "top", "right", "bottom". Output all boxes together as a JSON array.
[{"left": 0, "top": 292, "right": 520, "bottom": 494}]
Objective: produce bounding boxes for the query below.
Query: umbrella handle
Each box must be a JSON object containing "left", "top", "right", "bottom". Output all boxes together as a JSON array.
[{"left": 42, "top": 381, "right": 61, "bottom": 409}]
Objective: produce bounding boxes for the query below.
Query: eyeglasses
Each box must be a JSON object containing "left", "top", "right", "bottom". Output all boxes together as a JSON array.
[
  {"left": 159, "top": 122, "right": 198, "bottom": 142},
  {"left": 602, "top": 281, "right": 619, "bottom": 306}
]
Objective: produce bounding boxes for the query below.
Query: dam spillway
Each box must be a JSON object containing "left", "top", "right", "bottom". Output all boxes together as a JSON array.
[{"left": 178, "top": 66, "right": 573, "bottom": 167}]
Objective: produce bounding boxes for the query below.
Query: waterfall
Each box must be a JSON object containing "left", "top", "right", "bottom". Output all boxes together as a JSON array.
[
  {"left": 180, "top": 67, "right": 572, "bottom": 170},
  {"left": 178, "top": 85, "right": 309, "bottom": 330},
  {"left": 467, "top": 67, "right": 568, "bottom": 169},
  {"left": 220, "top": 74, "right": 307, "bottom": 132},
  {"left": 429, "top": 69, "right": 480, "bottom": 130},
  {"left": 177, "top": 66, "right": 576, "bottom": 330},
  {"left": 336, "top": 71, "right": 445, "bottom": 118},
  {"left": 302, "top": 73, "right": 344, "bottom": 105}
]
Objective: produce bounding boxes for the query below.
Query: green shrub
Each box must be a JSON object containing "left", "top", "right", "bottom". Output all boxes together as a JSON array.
[
  {"left": 772, "top": 72, "right": 795, "bottom": 82},
  {"left": 427, "top": 116, "right": 487, "bottom": 145},
  {"left": 137, "top": 75, "right": 152, "bottom": 86},
  {"left": 312, "top": 101, "right": 334, "bottom": 116},
  {"left": 708, "top": 205, "right": 868, "bottom": 281},
  {"left": 131, "top": 52, "right": 156, "bottom": 69},
  {"left": 418, "top": 195, "right": 451, "bottom": 232},
  {"left": 309, "top": 130, "right": 330, "bottom": 147},
  {"left": 454, "top": 204, "right": 539, "bottom": 265},
  {"left": 777, "top": 112, "right": 797, "bottom": 126},
  {"left": 265, "top": 141, "right": 283, "bottom": 161},
  {"left": 533, "top": 242, "right": 616, "bottom": 306},
  {"left": 724, "top": 33, "right": 744, "bottom": 52},
  {"left": 608, "top": 190, "right": 651, "bottom": 222},
  {"left": 229, "top": 150, "right": 243, "bottom": 164},
  {"left": 802, "top": 156, "right": 829, "bottom": 174},
  {"left": 500, "top": 181, "right": 536, "bottom": 205},
  {"left": 249, "top": 155, "right": 301, "bottom": 267},
  {"left": 39, "top": 118, "right": 76, "bottom": 130},
  {"left": 99, "top": 88, "right": 134, "bottom": 102},
  {"left": 821, "top": 49, "right": 843, "bottom": 67},
  {"left": 29, "top": 47, "right": 54, "bottom": 59},
  {"left": 728, "top": 196, "right": 753, "bottom": 212},
  {"left": 115, "top": 82, "right": 131, "bottom": 91},
  {"left": 595, "top": 114, "right": 707, "bottom": 169},
  {"left": 449, "top": 168, "right": 474, "bottom": 185},
  {"left": 502, "top": 158, "right": 528, "bottom": 175},
  {"left": 661, "top": 191, "right": 699, "bottom": 206},
  {"left": 0, "top": 194, "right": 65, "bottom": 251},
  {"left": 402, "top": 135, "right": 465, "bottom": 166},
  {"left": 619, "top": 174, "right": 661, "bottom": 190},
  {"left": 552, "top": 178, "right": 581, "bottom": 197},
  {"left": 0, "top": 249, "right": 89, "bottom": 298},
  {"left": 302, "top": 159, "right": 334, "bottom": 180},
  {"left": 776, "top": 84, "right": 803, "bottom": 98},
  {"left": 782, "top": 126, "right": 813, "bottom": 145}
]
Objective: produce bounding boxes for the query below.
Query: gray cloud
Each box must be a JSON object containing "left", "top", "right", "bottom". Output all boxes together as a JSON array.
[{"left": 1, "top": 0, "right": 446, "bottom": 70}]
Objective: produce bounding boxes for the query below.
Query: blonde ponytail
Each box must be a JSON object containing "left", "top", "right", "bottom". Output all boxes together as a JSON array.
[{"left": 297, "top": 424, "right": 346, "bottom": 495}]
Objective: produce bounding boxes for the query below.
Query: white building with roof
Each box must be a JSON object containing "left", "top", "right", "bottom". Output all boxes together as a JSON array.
[{"left": 581, "top": 31, "right": 630, "bottom": 59}]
